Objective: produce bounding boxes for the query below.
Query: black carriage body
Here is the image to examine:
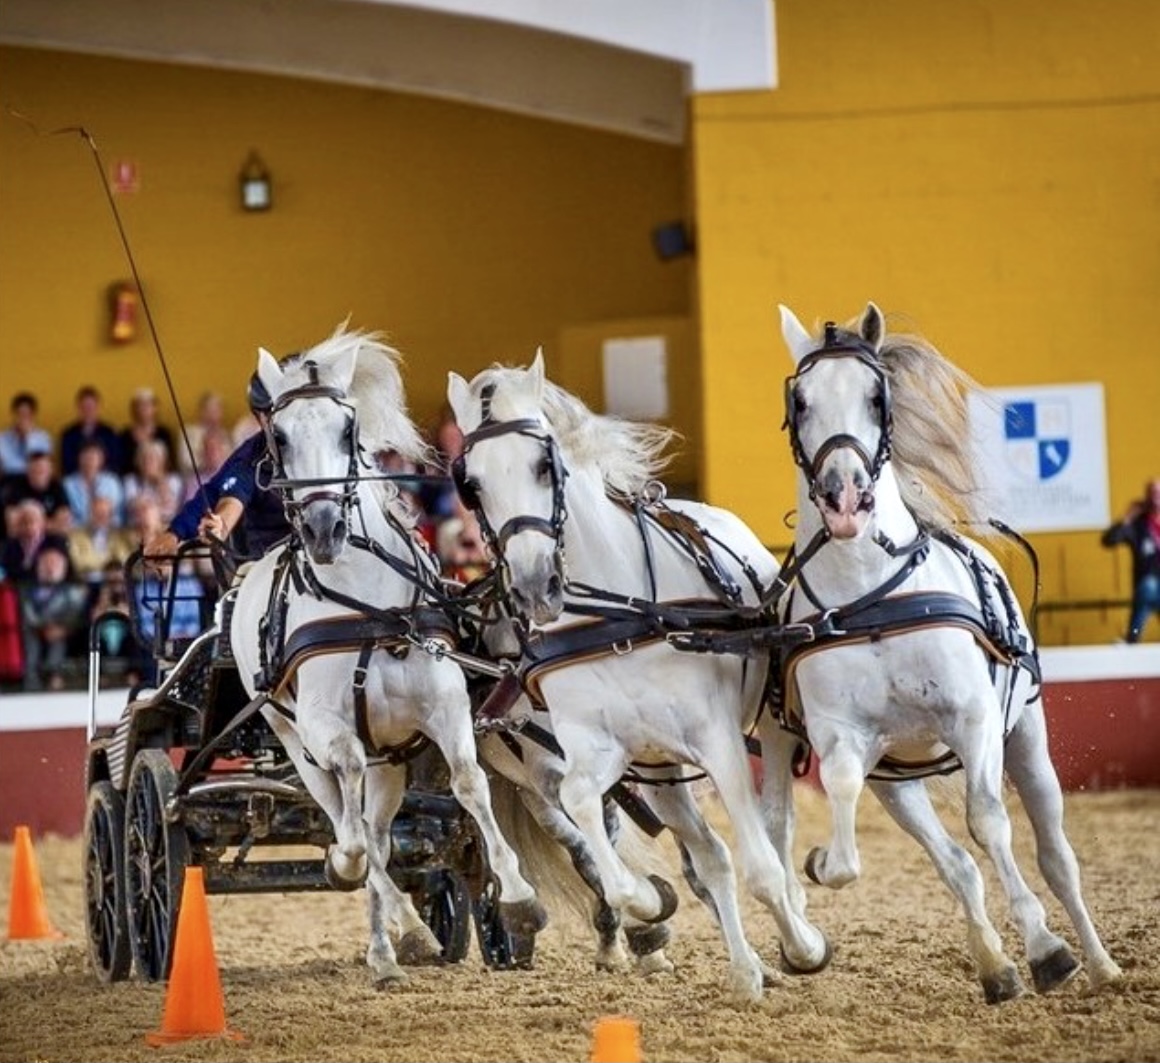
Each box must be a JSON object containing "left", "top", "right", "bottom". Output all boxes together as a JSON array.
[{"left": 82, "top": 546, "right": 524, "bottom": 983}]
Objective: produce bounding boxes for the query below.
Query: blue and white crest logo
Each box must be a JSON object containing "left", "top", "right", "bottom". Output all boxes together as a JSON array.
[{"left": 1003, "top": 400, "right": 1071, "bottom": 482}]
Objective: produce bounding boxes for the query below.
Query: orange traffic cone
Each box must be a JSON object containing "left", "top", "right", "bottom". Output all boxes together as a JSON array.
[
  {"left": 7, "top": 825, "right": 65, "bottom": 940},
  {"left": 146, "top": 866, "right": 242, "bottom": 1045},
  {"left": 591, "top": 1015, "right": 641, "bottom": 1063}
]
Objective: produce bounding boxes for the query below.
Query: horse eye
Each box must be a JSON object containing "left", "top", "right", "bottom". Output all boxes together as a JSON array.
[
  {"left": 792, "top": 388, "right": 808, "bottom": 417},
  {"left": 870, "top": 390, "right": 885, "bottom": 418},
  {"left": 342, "top": 419, "right": 354, "bottom": 443},
  {"left": 536, "top": 456, "right": 554, "bottom": 482},
  {"left": 273, "top": 428, "right": 289, "bottom": 449}
]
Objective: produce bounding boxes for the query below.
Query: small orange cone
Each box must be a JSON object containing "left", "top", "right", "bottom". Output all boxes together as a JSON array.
[
  {"left": 7, "top": 825, "right": 65, "bottom": 940},
  {"left": 146, "top": 866, "right": 242, "bottom": 1046},
  {"left": 591, "top": 1015, "right": 641, "bottom": 1063}
]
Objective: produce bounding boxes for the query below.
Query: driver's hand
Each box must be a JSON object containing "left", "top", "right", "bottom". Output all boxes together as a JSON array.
[
  {"left": 143, "top": 530, "right": 179, "bottom": 559},
  {"left": 198, "top": 511, "right": 227, "bottom": 542}
]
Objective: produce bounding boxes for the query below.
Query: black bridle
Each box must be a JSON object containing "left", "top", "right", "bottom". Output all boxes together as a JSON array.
[
  {"left": 783, "top": 322, "right": 894, "bottom": 505},
  {"left": 259, "top": 359, "right": 365, "bottom": 534},
  {"left": 450, "top": 383, "right": 569, "bottom": 571}
]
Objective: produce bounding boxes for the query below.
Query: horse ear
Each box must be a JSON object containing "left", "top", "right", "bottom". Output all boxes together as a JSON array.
[
  {"left": 257, "top": 347, "right": 282, "bottom": 397},
  {"left": 527, "top": 347, "right": 546, "bottom": 396},
  {"left": 860, "top": 302, "right": 885, "bottom": 351},
  {"left": 778, "top": 304, "right": 815, "bottom": 365},
  {"left": 447, "top": 371, "right": 472, "bottom": 426},
  {"left": 330, "top": 342, "right": 359, "bottom": 393}
]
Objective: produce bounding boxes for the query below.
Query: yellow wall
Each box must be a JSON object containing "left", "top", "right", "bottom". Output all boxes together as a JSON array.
[
  {"left": 693, "top": 0, "right": 1160, "bottom": 644},
  {"left": 0, "top": 47, "right": 691, "bottom": 442}
]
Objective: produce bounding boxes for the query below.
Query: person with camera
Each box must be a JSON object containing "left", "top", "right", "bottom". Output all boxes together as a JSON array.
[{"left": 1101, "top": 477, "right": 1160, "bottom": 643}]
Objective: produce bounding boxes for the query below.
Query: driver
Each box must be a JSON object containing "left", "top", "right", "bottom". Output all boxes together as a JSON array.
[{"left": 143, "top": 370, "right": 292, "bottom": 565}]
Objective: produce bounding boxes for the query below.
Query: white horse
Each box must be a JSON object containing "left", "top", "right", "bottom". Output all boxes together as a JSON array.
[
  {"left": 230, "top": 326, "right": 547, "bottom": 983},
  {"left": 769, "top": 301, "right": 1123, "bottom": 1002},
  {"left": 446, "top": 353, "right": 831, "bottom": 1001}
]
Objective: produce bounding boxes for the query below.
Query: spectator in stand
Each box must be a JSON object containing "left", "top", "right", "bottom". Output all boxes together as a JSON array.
[
  {"left": 1101, "top": 477, "right": 1160, "bottom": 643},
  {"left": 117, "top": 386, "right": 175, "bottom": 477},
  {"left": 68, "top": 495, "right": 137, "bottom": 585},
  {"left": 89, "top": 559, "right": 142, "bottom": 683},
  {"left": 2, "top": 449, "right": 72, "bottom": 535},
  {"left": 0, "top": 392, "right": 53, "bottom": 479},
  {"left": 177, "top": 391, "right": 228, "bottom": 476},
  {"left": 123, "top": 438, "right": 184, "bottom": 525},
  {"left": 435, "top": 499, "right": 491, "bottom": 586},
  {"left": 418, "top": 408, "right": 466, "bottom": 529},
  {"left": 59, "top": 385, "right": 122, "bottom": 476},
  {"left": 18, "top": 541, "right": 89, "bottom": 690},
  {"left": 64, "top": 439, "right": 125, "bottom": 528},
  {"left": 0, "top": 499, "right": 71, "bottom": 583}
]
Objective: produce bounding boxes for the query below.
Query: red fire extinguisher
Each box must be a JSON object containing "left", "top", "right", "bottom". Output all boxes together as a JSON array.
[{"left": 108, "top": 282, "right": 138, "bottom": 343}]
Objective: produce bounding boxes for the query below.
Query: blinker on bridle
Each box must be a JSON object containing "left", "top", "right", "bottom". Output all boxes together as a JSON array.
[{"left": 783, "top": 321, "right": 894, "bottom": 502}]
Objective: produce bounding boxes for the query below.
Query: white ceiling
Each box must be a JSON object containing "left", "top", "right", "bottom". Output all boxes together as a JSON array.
[{"left": 0, "top": 0, "right": 777, "bottom": 144}]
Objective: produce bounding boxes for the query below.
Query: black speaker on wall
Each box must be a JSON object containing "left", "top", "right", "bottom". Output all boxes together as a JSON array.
[{"left": 652, "top": 221, "right": 695, "bottom": 261}]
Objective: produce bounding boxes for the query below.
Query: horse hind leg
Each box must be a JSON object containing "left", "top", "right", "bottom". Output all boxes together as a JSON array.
[
  {"left": 1005, "top": 704, "right": 1122, "bottom": 990},
  {"left": 869, "top": 778, "right": 1025, "bottom": 1003}
]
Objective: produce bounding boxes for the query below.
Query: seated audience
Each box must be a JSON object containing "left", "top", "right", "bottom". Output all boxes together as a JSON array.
[
  {"left": 2, "top": 448, "right": 74, "bottom": 535},
  {"left": 64, "top": 439, "right": 126, "bottom": 527},
  {"left": 1, "top": 499, "right": 70, "bottom": 584},
  {"left": 68, "top": 495, "right": 137, "bottom": 584},
  {"left": 117, "top": 386, "right": 175, "bottom": 477},
  {"left": 123, "top": 439, "right": 184, "bottom": 525},
  {"left": 0, "top": 391, "right": 53, "bottom": 478},
  {"left": 60, "top": 385, "right": 122, "bottom": 476},
  {"left": 19, "top": 542, "right": 88, "bottom": 690}
]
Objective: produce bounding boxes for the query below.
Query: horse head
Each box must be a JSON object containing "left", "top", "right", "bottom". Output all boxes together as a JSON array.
[
  {"left": 779, "top": 301, "right": 892, "bottom": 541},
  {"left": 447, "top": 350, "right": 567, "bottom": 625},
  {"left": 257, "top": 336, "right": 360, "bottom": 565}
]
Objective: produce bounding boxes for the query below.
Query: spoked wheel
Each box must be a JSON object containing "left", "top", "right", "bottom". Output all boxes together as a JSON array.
[
  {"left": 472, "top": 876, "right": 535, "bottom": 970},
  {"left": 124, "top": 749, "right": 190, "bottom": 981},
  {"left": 414, "top": 869, "right": 472, "bottom": 964},
  {"left": 83, "top": 781, "right": 132, "bottom": 982}
]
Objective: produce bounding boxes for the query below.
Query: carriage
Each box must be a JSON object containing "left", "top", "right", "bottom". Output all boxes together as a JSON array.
[{"left": 80, "top": 542, "right": 529, "bottom": 985}]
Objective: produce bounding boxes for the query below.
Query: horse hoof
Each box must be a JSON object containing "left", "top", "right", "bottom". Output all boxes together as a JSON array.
[
  {"left": 645, "top": 874, "right": 680, "bottom": 924},
  {"left": 779, "top": 934, "right": 834, "bottom": 976},
  {"left": 500, "top": 898, "right": 549, "bottom": 937},
  {"left": 325, "top": 852, "right": 368, "bottom": 892},
  {"left": 396, "top": 925, "right": 444, "bottom": 966},
  {"left": 1031, "top": 944, "right": 1081, "bottom": 994},
  {"left": 804, "top": 847, "right": 824, "bottom": 886},
  {"left": 624, "top": 921, "right": 670, "bottom": 958},
  {"left": 635, "top": 950, "right": 675, "bottom": 976},
  {"left": 727, "top": 963, "right": 765, "bottom": 1004},
  {"left": 372, "top": 964, "right": 410, "bottom": 988},
  {"left": 982, "top": 966, "right": 1026, "bottom": 1004}
]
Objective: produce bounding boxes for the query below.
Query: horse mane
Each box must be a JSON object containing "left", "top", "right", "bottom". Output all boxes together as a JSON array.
[
  {"left": 841, "top": 316, "right": 990, "bottom": 530},
  {"left": 290, "top": 324, "right": 431, "bottom": 468},
  {"left": 476, "top": 364, "right": 679, "bottom": 498}
]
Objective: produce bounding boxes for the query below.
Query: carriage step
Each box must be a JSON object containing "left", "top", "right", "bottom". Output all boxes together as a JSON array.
[{"left": 202, "top": 858, "right": 331, "bottom": 894}]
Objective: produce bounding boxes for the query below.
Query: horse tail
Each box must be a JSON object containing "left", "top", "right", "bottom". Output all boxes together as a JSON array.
[{"left": 485, "top": 772, "right": 596, "bottom": 929}]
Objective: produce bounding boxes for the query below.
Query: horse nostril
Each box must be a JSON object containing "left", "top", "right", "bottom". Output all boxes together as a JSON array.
[
  {"left": 857, "top": 491, "right": 875, "bottom": 513},
  {"left": 547, "top": 572, "right": 562, "bottom": 599},
  {"left": 509, "top": 586, "right": 529, "bottom": 613},
  {"left": 333, "top": 519, "right": 347, "bottom": 542},
  {"left": 302, "top": 525, "right": 317, "bottom": 545}
]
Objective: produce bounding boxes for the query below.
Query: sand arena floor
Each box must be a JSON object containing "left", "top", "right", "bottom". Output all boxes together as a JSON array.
[{"left": 1, "top": 784, "right": 1158, "bottom": 1063}]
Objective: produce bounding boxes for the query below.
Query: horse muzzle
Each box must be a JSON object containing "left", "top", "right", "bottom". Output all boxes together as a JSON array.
[
  {"left": 299, "top": 502, "right": 349, "bottom": 564},
  {"left": 816, "top": 469, "right": 875, "bottom": 541},
  {"left": 506, "top": 556, "right": 564, "bottom": 626}
]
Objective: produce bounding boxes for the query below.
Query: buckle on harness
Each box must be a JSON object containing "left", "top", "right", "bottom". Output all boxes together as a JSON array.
[{"left": 612, "top": 639, "right": 634, "bottom": 656}]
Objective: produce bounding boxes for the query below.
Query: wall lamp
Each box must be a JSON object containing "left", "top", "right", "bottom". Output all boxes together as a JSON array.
[{"left": 239, "top": 151, "right": 272, "bottom": 212}]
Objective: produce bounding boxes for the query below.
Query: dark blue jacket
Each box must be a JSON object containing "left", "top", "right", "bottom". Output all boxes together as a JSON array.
[{"left": 170, "top": 434, "right": 291, "bottom": 560}]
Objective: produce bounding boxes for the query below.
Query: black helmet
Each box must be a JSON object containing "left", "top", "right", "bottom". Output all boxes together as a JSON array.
[{"left": 247, "top": 371, "right": 273, "bottom": 414}]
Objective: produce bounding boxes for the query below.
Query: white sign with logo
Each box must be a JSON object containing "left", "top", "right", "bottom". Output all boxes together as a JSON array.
[{"left": 967, "top": 383, "right": 1109, "bottom": 533}]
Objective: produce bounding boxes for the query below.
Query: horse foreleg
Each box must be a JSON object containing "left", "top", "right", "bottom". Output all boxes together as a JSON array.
[
  {"left": 808, "top": 741, "right": 866, "bottom": 889},
  {"left": 298, "top": 707, "right": 369, "bottom": 890},
  {"left": 1005, "top": 703, "right": 1122, "bottom": 990},
  {"left": 868, "top": 777, "right": 1024, "bottom": 1003},
  {"left": 362, "top": 763, "right": 442, "bottom": 980},
  {"left": 756, "top": 715, "right": 810, "bottom": 922},
  {"left": 556, "top": 755, "right": 678, "bottom": 930},
  {"left": 698, "top": 734, "right": 831, "bottom": 986},
  {"left": 432, "top": 719, "right": 547, "bottom": 936},
  {"left": 639, "top": 775, "right": 767, "bottom": 1002}
]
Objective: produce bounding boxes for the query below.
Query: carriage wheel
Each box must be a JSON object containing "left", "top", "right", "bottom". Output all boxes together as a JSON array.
[
  {"left": 472, "top": 876, "right": 535, "bottom": 970},
  {"left": 83, "top": 781, "right": 132, "bottom": 982},
  {"left": 414, "top": 870, "right": 472, "bottom": 964},
  {"left": 124, "top": 749, "right": 190, "bottom": 981}
]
